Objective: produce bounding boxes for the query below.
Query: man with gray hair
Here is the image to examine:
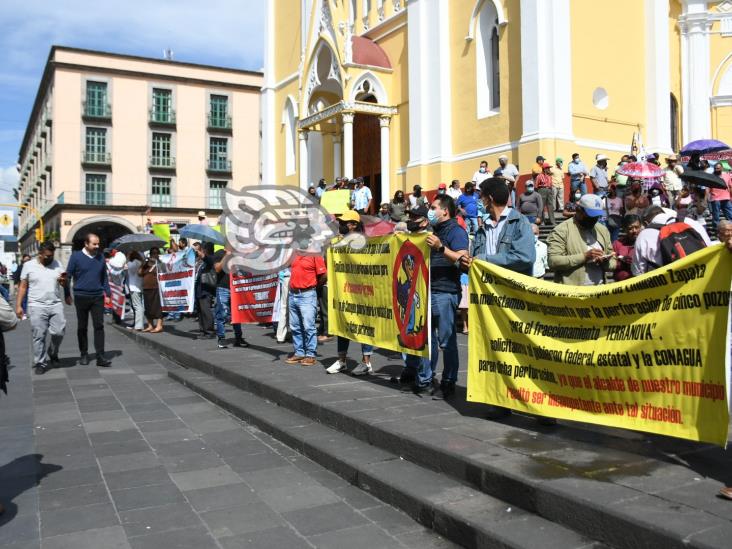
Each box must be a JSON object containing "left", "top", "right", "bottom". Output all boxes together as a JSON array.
[{"left": 15, "top": 242, "right": 71, "bottom": 375}]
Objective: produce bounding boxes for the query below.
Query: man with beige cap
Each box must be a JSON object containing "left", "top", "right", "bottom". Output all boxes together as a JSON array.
[
  {"left": 663, "top": 154, "right": 684, "bottom": 205},
  {"left": 197, "top": 210, "right": 208, "bottom": 225},
  {"left": 589, "top": 154, "right": 610, "bottom": 196}
]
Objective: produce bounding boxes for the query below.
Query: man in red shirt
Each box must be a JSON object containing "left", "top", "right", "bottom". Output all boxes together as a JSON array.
[{"left": 285, "top": 254, "right": 327, "bottom": 366}]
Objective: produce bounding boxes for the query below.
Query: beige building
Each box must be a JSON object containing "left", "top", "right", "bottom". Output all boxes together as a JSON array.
[{"left": 17, "top": 46, "right": 262, "bottom": 260}]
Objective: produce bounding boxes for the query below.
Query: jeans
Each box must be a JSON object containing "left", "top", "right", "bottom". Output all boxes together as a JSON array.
[
  {"left": 130, "top": 290, "right": 145, "bottom": 330},
  {"left": 416, "top": 292, "right": 459, "bottom": 387},
  {"left": 464, "top": 217, "right": 479, "bottom": 235},
  {"left": 214, "top": 287, "right": 242, "bottom": 339},
  {"left": 709, "top": 200, "right": 732, "bottom": 229},
  {"left": 197, "top": 294, "right": 214, "bottom": 335},
  {"left": 29, "top": 303, "right": 65, "bottom": 367},
  {"left": 74, "top": 294, "right": 105, "bottom": 356},
  {"left": 570, "top": 179, "right": 587, "bottom": 196},
  {"left": 289, "top": 288, "right": 318, "bottom": 358},
  {"left": 525, "top": 215, "right": 537, "bottom": 224},
  {"left": 336, "top": 336, "right": 373, "bottom": 357}
]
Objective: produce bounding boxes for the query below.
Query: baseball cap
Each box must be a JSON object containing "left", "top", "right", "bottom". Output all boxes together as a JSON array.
[
  {"left": 556, "top": 157, "right": 564, "bottom": 163},
  {"left": 536, "top": 155, "right": 545, "bottom": 161},
  {"left": 409, "top": 205, "right": 429, "bottom": 218},
  {"left": 438, "top": 183, "right": 447, "bottom": 189},
  {"left": 197, "top": 210, "right": 206, "bottom": 217},
  {"left": 577, "top": 194, "right": 605, "bottom": 217},
  {"left": 413, "top": 184, "right": 422, "bottom": 191},
  {"left": 541, "top": 162, "right": 551, "bottom": 169},
  {"left": 339, "top": 210, "right": 361, "bottom": 223}
]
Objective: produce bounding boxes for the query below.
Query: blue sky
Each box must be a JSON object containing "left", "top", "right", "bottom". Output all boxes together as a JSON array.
[{"left": 0, "top": 0, "right": 265, "bottom": 203}]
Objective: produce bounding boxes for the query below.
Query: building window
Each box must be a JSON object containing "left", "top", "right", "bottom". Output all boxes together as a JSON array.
[
  {"left": 208, "top": 137, "right": 229, "bottom": 171},
  {"left": 85, "top": 81, "right": 109, "bottom": 118},
  {"left": 151, "top": 88, "right": 173, "bottom": 123},
  {"left": 151, "top": 132, "right": 173, "bottom": 167},
  {"left": 208, "top": 180, "right": 227, "bottom": 209},
  {"left": 151, "top": 177, "right": 172, "bottom": 207},
  {"left": 476, "top": 4, "right": 500, "bottom": 117},
  {"left": 85, "top": 174, "right": 107, "bottom": 205},
  {"left": 209, "top": 95, "right": 230, "bottom": 128},
  {"left": 84, "top": 127, "right": 108, "bottom": 163}
]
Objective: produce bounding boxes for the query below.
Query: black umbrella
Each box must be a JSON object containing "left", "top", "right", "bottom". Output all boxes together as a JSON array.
[
  {"left": 110, "top": 234, "right": 167, "bottom": 254},
  {"left": 679, "top": 170, "right": 728, "bottom": 189}
]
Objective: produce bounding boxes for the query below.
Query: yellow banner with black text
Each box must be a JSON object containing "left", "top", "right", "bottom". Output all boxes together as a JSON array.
[
  {"left": 468, "top": 245, "right": 732, "bottom": 446},
  {"left": 328, "top": 233, "right": 431, "bottom": 358}
]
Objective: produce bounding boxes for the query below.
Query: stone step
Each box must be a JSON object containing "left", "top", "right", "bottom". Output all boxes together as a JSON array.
[
  {"left": 164, "top": 363, "right": 605, "bottom": 549},
  {"left": 116, "top": 326, "right": 732, "bottom": 549}
]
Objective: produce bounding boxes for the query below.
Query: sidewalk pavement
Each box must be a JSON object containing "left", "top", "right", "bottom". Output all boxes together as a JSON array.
[{"left": 0, "top": 312, "right": 455, "bottom": 549}]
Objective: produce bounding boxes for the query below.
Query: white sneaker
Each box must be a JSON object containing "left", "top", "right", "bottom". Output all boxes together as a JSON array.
[
  {"left": 351, "top": 362, "right": 373, "bottom": 376},
  {"left": 326, "top": 360, "right": 347, "bottom": 374}
]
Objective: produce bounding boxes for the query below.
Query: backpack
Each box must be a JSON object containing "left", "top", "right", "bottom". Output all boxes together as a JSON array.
[{"left": 648, "top": 217, "right": 706, "bottom": 266}]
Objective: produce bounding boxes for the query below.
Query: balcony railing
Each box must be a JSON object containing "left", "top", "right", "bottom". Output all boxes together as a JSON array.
[
  {"left": 149, "top": 156, "right": 176, "bottom": 169},
  {"left": 82, "top": 151, "right": 111, "bottom": 165},
  {"left": 149, "top": 108, "right": 176, "bottom": 125},
  {"left": 83, "top": 101, "right": 112, "bottom": 119},
  {"left": 207, "top": 114, "right": 232, "bottom": 130},
  {"left": 207, "top": 158, "right": 231, "bottom": 172},
  {"left": 55, "top": 191, "right": 220, "bottom": 210}
]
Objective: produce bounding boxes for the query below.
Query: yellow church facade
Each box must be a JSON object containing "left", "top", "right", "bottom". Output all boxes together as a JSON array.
[{"left": 261, "top": 0, "right": 732, "bottom": 205}]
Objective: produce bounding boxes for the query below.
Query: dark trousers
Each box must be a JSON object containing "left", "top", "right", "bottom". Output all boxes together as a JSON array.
[
  {"left": 74, "top": 294, "right": 105, "bottom": 357},
  {"left": 197, "top": 295, "right": 214, "bottom": 334},
  {"left": 317, "top": 284, "right": 329, "bottom": 335}
]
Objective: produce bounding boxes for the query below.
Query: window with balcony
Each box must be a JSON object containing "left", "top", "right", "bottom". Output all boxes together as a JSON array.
[
  {"left": 151, "top": 88, "right": 175, "bottom": 124},
  {"left": 151, "top": 177, "right": 172, "bottom": 207},
  {"left": 151, "top": 133, "right": 174, "bottom": 168},
  {"left": 85, "top": 174, "right": 107, "bottom": 205},
  {"left": 208, "top": 180, "right": 227, "bottom": 209},
  {"left": 84, "top": 81, "right": 111, "bottom": 119},
  {"left": 208, "top": 137, "right": 230, "bottom": 172},
  {"left": 83, "top": 128, "right": 110, "bottom": 164},
  {"left": 208, "top": 95, "right": 231, "bottom": 129}
]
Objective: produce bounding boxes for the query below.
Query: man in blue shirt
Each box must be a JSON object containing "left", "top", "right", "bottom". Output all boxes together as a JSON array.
[
  {"left": 568, "top": 152, "right": 589, "bottom": 197},
  {"left": 457, "top": 182, "right": 481, "bottom": 235},
  {"left": 414, "top": 195, "right": 469, "bottom": 400},
  {"left": 66, "top": 233, "right": 111, "bottom": 367}
]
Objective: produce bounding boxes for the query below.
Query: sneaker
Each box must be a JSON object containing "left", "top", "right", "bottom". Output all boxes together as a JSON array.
[
  {"left": 217, "top": 338, "right": 228, "bottom": 349},
  {"left": 411, "top": 382, "right": 431, "bottom": 395},
  {"left": 300, "top": 357, "right": 317, "bottom": 366},
  {"left": 351, "top": 362, "right": 373, "bottom": 376},
  {"left": 96, "top": 356, "right": 112, "bottom": 368},
  {"left": 285, "top": 355, "right": 304, "bottom": 364},
  {"left": 33, "top": 364, "right": 46, "bottom": 375},
  {"left": 79, "top": 354, "right": 90, "bottom": 366},
  {"left": 325, "top": 359, "right": 347, "bottom": 374},
  {"left": 233, "top": 337, "right": 250, "bottom": 348}
]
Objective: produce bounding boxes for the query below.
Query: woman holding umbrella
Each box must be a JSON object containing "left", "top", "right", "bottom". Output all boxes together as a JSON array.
[{"left": 139, "top": 247, "right": 163, "bottom": 333}]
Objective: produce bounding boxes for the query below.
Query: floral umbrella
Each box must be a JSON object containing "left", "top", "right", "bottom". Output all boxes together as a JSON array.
[{"left": 616, "top": 161, "right": 664, "bottom": 179}]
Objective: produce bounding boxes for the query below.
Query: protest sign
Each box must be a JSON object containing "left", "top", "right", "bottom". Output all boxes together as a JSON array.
[
  {"left": 152, "top": 222, "right": 170, "bottom": 243},
  {"left": 106, "top": 266, "right": 126, "bottom": 319},
  {"left": 230, "top": 272, "right": 278, "bottom": 324},
  {"left": 468, "top": 245, "right": 732, "bottom": 446},
  {"left": 328, "top": 233, "right": 431, "bottom": 357},
  {"left": 157, "top": 250, "right": 195, "bottom": 313},
  {"left": 320, "top": 189, "right": 352, "bottom": 214}
]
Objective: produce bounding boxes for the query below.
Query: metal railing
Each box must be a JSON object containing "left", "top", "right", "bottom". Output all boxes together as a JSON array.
[
  {"left": 207, "top": 158, "right": 231, "bottom": 172},
  {"left": 208, "top": 114, "right": 232, "bottom": 129},
  {"left": 55, "top": 191, "right": 218, "bottom": 210},
  {"left": 149, "top": 156, "right": 176, "bottom": 169},
  {"left": 82, "top": 151, "right": 111, "bottom": 164},
  {"left": 149, "top": 108, "right": 176, "bottom": 124},
  {"left": 83, "top": 101, "right": 112, "bottom": 119}
]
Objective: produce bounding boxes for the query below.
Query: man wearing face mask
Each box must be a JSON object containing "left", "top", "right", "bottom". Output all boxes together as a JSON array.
[
  {"left": 15, "top": 242, "right": 71, "bottom": 375},
  {"left": 390, "top": 190, "right": 408, "bottom": 222},
  {"left": 436, "top": 182, "right": 447, "bottom": 196},
  {"left": 472, "top": 160, "right": 492, "bottom": 186},
  {"left": 516, "top": 180, "right": 543, "bottom": 225},
  {"left": 563, "top": 189, "right": 583, "bottom": 218},
  {"left": 415, "top": 196, "right": 469, "bottom": 400},
  {"left": 547, "top": 194, "right": 616, "bottom": 286},
  {"left": 624, "top": 179, "right": 650, "bottom": 215},
  {"left": 457, "top": 182, "right": 481, "bottom": 235}
]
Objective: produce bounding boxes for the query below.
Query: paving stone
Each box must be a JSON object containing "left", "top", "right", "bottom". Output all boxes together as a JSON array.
[
  {"left": 92, "top": 439, "right": 152, "bottom": 458},
  {"left": 306, "top": 523, "right": 402, "bottom": 549},
  {"left": 223, "top": 450, "right": 291, "bottom": 474},
  {"left": 83, "top": 418, "right": 136, "bottom": 434},
  {"left": 126, "top": 526, "right": 218, "bottom": 549},
  {"left": 282, "top": 502, "right": 370, "bottom": 537},
  {"left": 160, "top": 449, "right": 225, "bottom": 473},
  {"left": 0, "top": 513, "right": 39, "bottom": 546},
  {"left": 169, "top": 465, "right": 242, "bottom": 492},
  {"left": 218, "top": 526, "right": 311, "bottom": 549},
  {"left": 110, "top": 482, "right": 185, "bottom": 511},
  {"left": 119, "top": 502, "right": 203, "bottom": 537},
  {"left": 143, "top": 428, "right": 198, "bottom": 444},
  {"left": 39, "top": 483, "right": 110, "bottom": 512},
  {"left": 184, "top": 483, "right": 261, "bottom": 513},
  {"left": 40, "top": 501, "right": 119, "bottom": 538},
  {"left": 98, "top": 451, "right": 160, "bottom": 473},
  {"left": 151, "top": 439, "right": 209, "bottom": 457},
  {"left": 37, "top": 465, "right": 103, "bottom": 492},
  {"left": 41, "top": 525, "right": 132, "bottom": 549},
  {"left": 363, "top": 505, "right": 425, "bottom": 535},
  {"left": 103, "top": 466, "right": 172, "bottom": 491},
  {"left": 200, "top": 502, "right": 285, "bottom": 537},
  {"left": 136, "top": 418, "right": 188, "bottom": 433},
  {"left": 88, "top": 429, "right": 143, "bottom": 446}
]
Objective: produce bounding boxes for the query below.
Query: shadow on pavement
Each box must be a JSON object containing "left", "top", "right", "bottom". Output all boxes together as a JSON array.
[{"left": 0, "top": 454, "right": 62, "bottom": 527}]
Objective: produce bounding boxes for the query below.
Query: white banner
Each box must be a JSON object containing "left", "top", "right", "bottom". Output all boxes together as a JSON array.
[
  {"left": 0, "top": 211, "right": 13, "bottom": 236},
  {"left": 157, "top": 249, "right": 196, "bottom": 313}
]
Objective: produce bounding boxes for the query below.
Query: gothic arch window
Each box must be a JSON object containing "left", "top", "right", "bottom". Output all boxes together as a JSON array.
[
  {"left": 476, "top": 2, "right": 500, "bottom": 117},
  {"left": 350, "top": 72, "right": 388, "bottom": 104},
  {"left": 282, "top": 99, "right": 297, "bottom": 176}
]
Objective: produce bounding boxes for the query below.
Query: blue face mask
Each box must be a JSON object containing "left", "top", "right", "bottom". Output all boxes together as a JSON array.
[{"left": 427, "top": 209, "right": 439, "bottom": 226}]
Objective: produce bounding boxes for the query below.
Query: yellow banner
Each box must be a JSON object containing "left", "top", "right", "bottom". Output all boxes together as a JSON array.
[
  {"left": 152, "top": 222, "right": 170, "bottom": 243},
  {"left": 328, "top": 233, "right": 431, "bottom": 357},
  {"left": 468, "top": 246, "right": 732, "bottom": 446}
]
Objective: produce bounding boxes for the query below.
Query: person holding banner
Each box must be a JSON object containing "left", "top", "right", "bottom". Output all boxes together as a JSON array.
[
  {"left": 139, "top": 247, "right": 163, "bottom": 333},
  {"left": 126, "top": 252, "right": 145, "bottom": 331},
  {"left": 326, "top": 211, "right": 375, "bottom": 376},
  {"left": 415, "top": 195, "right": 469, "bottom": 399},
  {"left": 195, "top": 243, "right": 216, "bottom": 339},
  {"left": 212, "top": 250, "right": 248, "bottom": 349},
  {"left": 66, "top": 233, "right": 112, "bottom": 367},
  {"left": 285, "top": 253, "right": 326, "bottom": 366}
]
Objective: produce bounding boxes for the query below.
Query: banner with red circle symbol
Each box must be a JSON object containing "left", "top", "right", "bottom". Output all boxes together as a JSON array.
[{"left": 327, "top": 233, "right": 431, "bottom": 358}]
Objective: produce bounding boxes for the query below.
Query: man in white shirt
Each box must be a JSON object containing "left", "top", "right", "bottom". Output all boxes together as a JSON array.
[
  {"left": 531, "top": 224, "right": 548, "bottom": 278},
  {"left": 663, "top": 155, "right": 684, "bottom": 205},
  {"left": 446, "top": 180, "right": 462, "bottom": 200},
  {"left": 471, "top": 160, "right": 492, "bottom": 185},
  {"left": 632, "top": 207, "right": 711, "bottom": 276},
  {"left": 497, "top": 155, "right": 519, "bottom": 184},
  {"left": 126, "top": 252, "right": 145, "bottom": 331},
  {"left": 351, "top": 179, "right": 373, "bottom": 214}
]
